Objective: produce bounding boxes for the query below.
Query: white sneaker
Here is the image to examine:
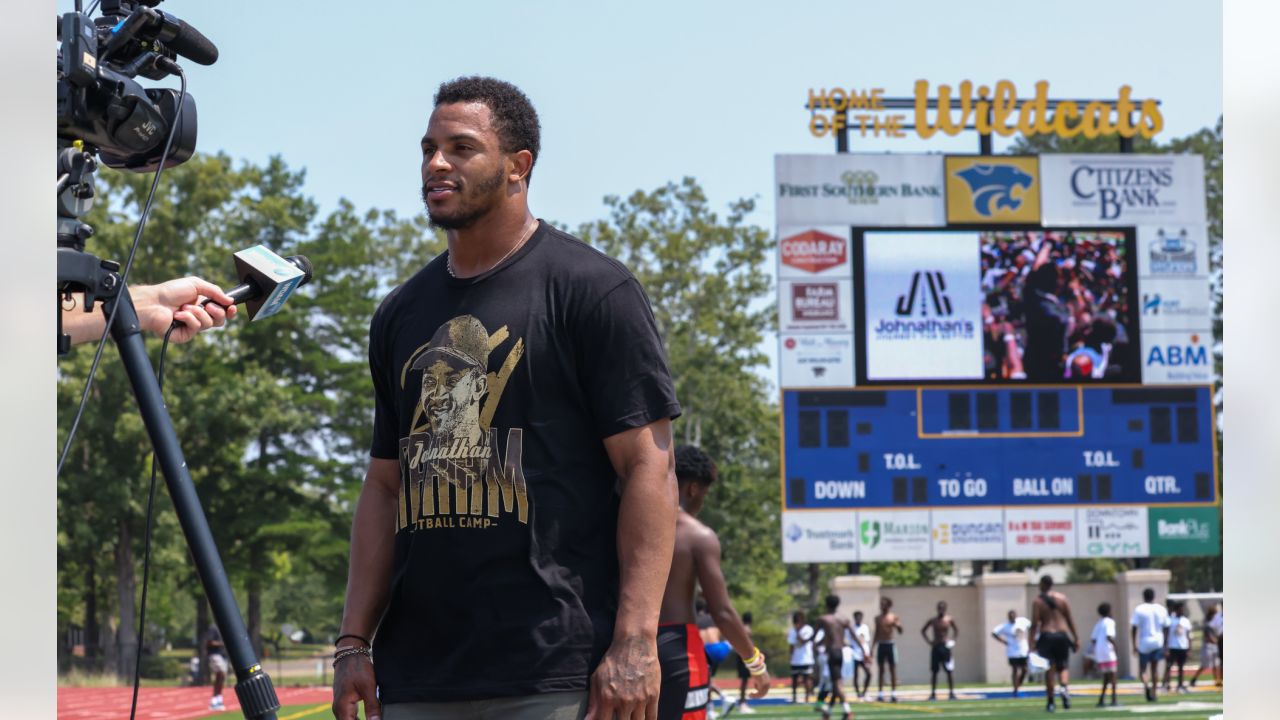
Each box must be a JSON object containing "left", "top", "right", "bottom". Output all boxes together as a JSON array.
[
  {"left": 209, "top": 695, "right": 225, "bottom": 711},
  {"left": 739, "top": 704, "right": 757, "bottom": 714}
]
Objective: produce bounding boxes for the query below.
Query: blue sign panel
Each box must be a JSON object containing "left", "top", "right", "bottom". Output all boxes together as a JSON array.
[{"left": 782, "top": 386, "right": 1217, "bottom": 510}]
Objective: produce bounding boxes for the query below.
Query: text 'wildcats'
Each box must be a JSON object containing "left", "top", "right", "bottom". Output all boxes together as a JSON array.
[{"left": 807, "top": 80, "right": 1163, "bottom": 141}]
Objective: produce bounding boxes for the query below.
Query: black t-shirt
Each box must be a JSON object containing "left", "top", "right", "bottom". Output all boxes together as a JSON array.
[
  {"left": 1022, "top": 289, "right": 1070, "bottom": 381},
  {"left": 367, "top": 221, "right": 680, "bottom": 703}
]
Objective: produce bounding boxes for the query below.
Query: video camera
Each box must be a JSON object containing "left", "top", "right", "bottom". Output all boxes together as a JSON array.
[{"left": 57, "top": 0, "right": 217, "bottom": 172}]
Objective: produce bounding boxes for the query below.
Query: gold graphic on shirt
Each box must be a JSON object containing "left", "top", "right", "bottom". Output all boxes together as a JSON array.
[{"left": 395, "top": 315, "right": 528, "bottom": 531}]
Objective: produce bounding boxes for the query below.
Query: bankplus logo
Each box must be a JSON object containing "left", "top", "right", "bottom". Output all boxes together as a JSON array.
[
  {"left": 896, "top": 271, "right": 953, "bottom": 317},
  {"left": 1157, "top": 518, "right": 1211, "bottom": 541},
  {"left": 860, "top": 519, "right": 881, "bottom": 548}
]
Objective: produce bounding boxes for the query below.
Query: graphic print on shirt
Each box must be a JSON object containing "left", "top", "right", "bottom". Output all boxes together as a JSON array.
[{"left": 396, "top": 314, "right": 528, "bottom": 532}]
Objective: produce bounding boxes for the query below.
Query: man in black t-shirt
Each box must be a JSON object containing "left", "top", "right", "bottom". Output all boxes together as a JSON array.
[{"left": 332, "top": 77, "right": 681, "bottom": 720}]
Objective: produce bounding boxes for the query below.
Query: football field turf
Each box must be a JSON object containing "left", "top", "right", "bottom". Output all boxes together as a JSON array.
[{"left": 244, "top": 691, "right": 1223, "bottom": 720}]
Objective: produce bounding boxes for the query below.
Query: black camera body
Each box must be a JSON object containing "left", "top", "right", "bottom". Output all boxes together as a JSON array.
[{"left": 57, "top": 0, "right": 215, "bottom": 172}]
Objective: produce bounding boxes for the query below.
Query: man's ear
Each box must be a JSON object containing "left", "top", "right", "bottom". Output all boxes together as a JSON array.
[{"left": 509, "top": 150, "right": 534, "bottom": 184}]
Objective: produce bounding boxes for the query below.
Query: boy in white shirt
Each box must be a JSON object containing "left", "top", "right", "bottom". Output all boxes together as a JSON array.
[
  {"left": 850, "top": 611, "right": 872, "bottom": 701},
  {"left": 788, "top": 610, "right": 816, "bottom": 704},
  {"left": 990, "top": 609, "right": 1031, "bottom": 698},
  {"left": 1130, "top": 588, "right": 1171, "bottom": 702},
  {"left": 1091, "top": 603, "right": 1119, "bottom": 707},
  {"left": 1162, "top": 601, "right": 1193, "bottom": 694}
]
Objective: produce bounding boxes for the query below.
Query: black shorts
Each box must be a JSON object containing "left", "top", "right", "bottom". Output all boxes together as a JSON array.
[
  {"left": 658, "top": 624, "right": 709, "bottom": 720},
  {"left": 736, "top": 653, "right": 750, "bottom": 680},
  {"left": 827, "top": 653, "right": 843, "bottom": 682},
  {"left": 1036, "top": 632, "right": 1072, "bottom": 671},
  {"left": 930, "top": 644, "right": 952, "bottom": 673},
  {"left": 791, "top": 663, "right": 814, "bottom": 677},
  {"left": 1008, "top": 656, "right": 1028, "bottom": 668},
  {"left": 876, "top": 642, "right": 897, "bottom": 666},
  {"left": 1169, "top": 648, "right": 1189, "bottom": 665}
]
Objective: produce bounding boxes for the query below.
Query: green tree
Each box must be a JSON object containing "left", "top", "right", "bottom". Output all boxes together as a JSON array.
[{"left": 578, "top": 178, "right": 791, "bottom": 631}]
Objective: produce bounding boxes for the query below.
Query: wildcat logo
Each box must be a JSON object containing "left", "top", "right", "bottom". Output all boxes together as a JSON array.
[
  {"left": 945, "top": 156, "right": 1041, "bottom": 223},
  {"left": 955, "top": 165, "right": 1033, "bottom": 216}
]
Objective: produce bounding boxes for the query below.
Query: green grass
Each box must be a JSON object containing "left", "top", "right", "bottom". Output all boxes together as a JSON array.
[{"left": 193, "top": 692, "right": 1223, "bottom": 720}]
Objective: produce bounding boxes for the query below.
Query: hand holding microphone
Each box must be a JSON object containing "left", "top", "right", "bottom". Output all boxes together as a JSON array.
[{"left": 199, "top": 245, "right": 314, "bottom": 320}]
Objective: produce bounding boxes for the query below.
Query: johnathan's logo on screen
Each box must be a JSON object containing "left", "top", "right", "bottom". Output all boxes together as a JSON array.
[
  {"left": 873, "top": 271, "right": 974, "bottom": 342},
  {"left": 1157, "top": 518, "right": 1211, "bottom": 541},
  {"left": 397, "top": 315, "right": 529, "bottom": 532},
  {"left": 1149, "top": 229, "right": 1197, "bottom": 275},
  {"left": 781, "top": 230, "right": 847, "bottom": 274},
  {"left": 896, "top": 271, "right": 953, "bottom": 317}
]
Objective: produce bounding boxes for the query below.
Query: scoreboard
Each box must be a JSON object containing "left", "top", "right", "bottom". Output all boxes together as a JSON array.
[{"left": 783, "top": 386, "right": 1217, "bottom": 510}]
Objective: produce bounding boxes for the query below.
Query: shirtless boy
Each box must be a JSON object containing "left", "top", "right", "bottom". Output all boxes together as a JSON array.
[
  {"left": 873, "top": 597, "right": 904, "bottom": 702},
  {"left": 657, "top": 446, "right": 769, "bottom": 720},
  {"left": 813, "top": 595, "right": 854, "bottom": 720},
  {"left": 920, "top": 601, "right": 958, "bottom": 701},
  {"left": 1030, "top": 575, "right": 1080, "bottom": 713}
]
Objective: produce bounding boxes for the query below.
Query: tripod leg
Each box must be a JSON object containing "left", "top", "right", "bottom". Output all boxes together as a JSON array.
[{"left": 107, "top": 287, "right": 280, "bottom": 720}]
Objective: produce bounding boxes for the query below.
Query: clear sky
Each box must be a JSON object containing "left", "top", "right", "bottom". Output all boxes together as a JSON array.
[{"left": 56, "top": 0, "right": 1223, "bottom": 382}]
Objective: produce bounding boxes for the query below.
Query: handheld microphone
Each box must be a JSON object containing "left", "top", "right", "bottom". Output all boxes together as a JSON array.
[{"left": 205, "top": 245, "right": 314, "bottom": 321}]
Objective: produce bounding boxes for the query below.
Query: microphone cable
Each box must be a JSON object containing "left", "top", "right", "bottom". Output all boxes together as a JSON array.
[{"left": 57, "top": 65, "right": 187, "bottom": 478}]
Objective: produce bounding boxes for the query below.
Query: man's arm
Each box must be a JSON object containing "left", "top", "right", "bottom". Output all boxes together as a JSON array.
[
  {"left": 1130, "top": 623, "right": 1139, "bottom": 653},
  {"left": 1030, "top": 602, "right": 1042, "bottom": 642},
  {"left": 586, "top": 419, "right": 677, "bottom": 720},
  {"left": 950, "top": 618, "right": 959, "bottom": 641},
  {"left": 694, "top": 525, "right": 770, "bottom": 698},
  {"left": 992, "top": 628, "right": 1008, "bottom": 646},
  {"left": 1061, "top": 598, "right": 1079, "bottom": 649},
  {"left": 920, "top": 619, "right": 933, "bottom": 645},
  {"left": 331, "top": 457, "right": 400, "bottom": 720},
  {"left": 63, "top": 277, "right": 237, "bottom": 345}
]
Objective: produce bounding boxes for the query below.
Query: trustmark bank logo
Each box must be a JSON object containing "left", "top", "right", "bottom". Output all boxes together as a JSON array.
[
  {"left": 781, "top": 229, "right": 847, "bottom": 274},
  {"left": 785, "top": 523, "right": 804, "bottom": 542}
]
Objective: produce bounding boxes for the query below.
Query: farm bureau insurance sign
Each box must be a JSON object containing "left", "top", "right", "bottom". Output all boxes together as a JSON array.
[{"left": 807, "top": 80, "right": 1163, "bottom": 142}]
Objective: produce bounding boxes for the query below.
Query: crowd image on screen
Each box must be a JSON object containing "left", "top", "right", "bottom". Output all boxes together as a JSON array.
[{"left": 980, "top": 231, "right": 1133, "bottom": 381}]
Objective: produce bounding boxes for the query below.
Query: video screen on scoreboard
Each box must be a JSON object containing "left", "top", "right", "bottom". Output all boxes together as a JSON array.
[{"left": 854, "top": 229, "right": 1139, "bottom": 384}]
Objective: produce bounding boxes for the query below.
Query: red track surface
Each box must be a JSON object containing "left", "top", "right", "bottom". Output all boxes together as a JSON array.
[{"left": 58, "top": 686, "right": 332, "bottom": 719}]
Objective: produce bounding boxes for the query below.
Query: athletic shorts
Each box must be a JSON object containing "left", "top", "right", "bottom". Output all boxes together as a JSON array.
[
  {"left": 930, "top": 644, "right": 952, "bottom": 673},
  {"left": 1200, "top": 642, "right": 1218, "bottom": 664},
  {"left": 1138, "top": 647, "right": 1165, "bottom": 667},
  {"left": 1008, "top": 656, "right": 1028, "bottom": 668},
  {"left": 1169, "top": 648, "right": 1189, "bottom": 665},
  {"left": 1097, "top": 660, "right": 1118, "bottom": 672},
  {"left": 876, "top": 642, "right": 897, "bottom": 666},
  {"left": 791, "top": 663, "right": 814, "bottom": 676},
  {"left": 1035, "top": 632, "right": 1072, "bottom": 671},
  {"left": 208, "top": 653, "right": 228, "bottom": 675},
  {"left": 658, "top": 624, "right": 710, "bottom": 720},
  {"left": 827, "top": 653, "right": 843, "bottom": 683}
]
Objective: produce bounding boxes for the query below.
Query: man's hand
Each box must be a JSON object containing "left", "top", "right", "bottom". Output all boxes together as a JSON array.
[
  {"left": 585, "top": 634, "right": 660, "bottom": 720},
  {"left": 134, "top": 276, "right": 237, "bottom": 343},
  {"left": 331, "top": 654, "right": 381, "bottom": 720},
  {"left": 748, "top": 670, "right": 771, "bottom": 698}
]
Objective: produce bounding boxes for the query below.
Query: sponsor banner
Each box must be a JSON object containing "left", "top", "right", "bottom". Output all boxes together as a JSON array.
[
  {"left": 1141, "top": 331, "right": 1214, "bottom": 384},
  {"left": 781, "top": 511, "right": 858, "bottom": 563},
  {"left": 780, "top": 334, "right": 856, "bottom": 388},
  {"left": 1041, "top": 154, "right": 1206, "bottom": 226},
  {"left": 931, "top": 508, "right": 1005, "bottom": 560},
  {"left": 857, "top": 510, "right": 932, "bottom": 561},
  {"left": 1078, "top": 507, "right": 1149, "bottom": 558},
  {"left": 780, "top": 279, "right": 854, "bottom": 332},
  {"left": 778, "top": 226, "right": 853, "bottom": 279},
  {"left": 863, "top": 231, "right": 983, "bottom": 380},
  {"left": 775, "top": 154, "right": 946, "bottom": 226},
  {"left": 1148, "top": 506, "right": 1220, "bottom": 557},
  {"left": 1004, "top": 507, "right": 1077, "bottom": 559},
  {"left": 1137, "top": 277, "right": 1214, "bottom": 333},
  {"left": 944, "top": 156, "right": 1041, "bottom": 224},
  {"left": 1137, "top": 225, "right": 1210, "bottom": 279}
]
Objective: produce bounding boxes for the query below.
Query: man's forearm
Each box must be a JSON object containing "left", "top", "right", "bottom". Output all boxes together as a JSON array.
[
  {"left": 339, "top": 477, "right": 399, "bottom": 639},
  {"left": 612, "top": 457, "right": 677, "bottom": 641}
]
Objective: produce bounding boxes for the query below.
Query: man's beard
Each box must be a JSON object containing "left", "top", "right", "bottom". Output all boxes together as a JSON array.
[{"left": 422, "top": 166, "right": 507, "bottom": 230}]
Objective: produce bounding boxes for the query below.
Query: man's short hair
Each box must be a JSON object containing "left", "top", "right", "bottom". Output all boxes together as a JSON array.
[
  {"left": 742, "top": 611, "right": 754, "bottom": 625},
  {"left": 793, "top": 610, "right": 806, "bottom": 623},
  {"left": 675, "top": 445, "right": 717, "bottom": 486},
  {"left": 434, "top": 76, "right": 541, "bottom": 185},
  {"left": 1143, "top": 588, "right": 1155, "bottom": 602},
  {"left": 825, "top": 594, "right": 840, "bottom": 612},
  {"left": 1099, "top": 602, "right": 1112, "bottom": 617},
  {"left": 1040, "top": 574, "right": 1054, "bottom": 589},
  {"left": 853, "top": 610, "right": 863, "bottom": 619}
]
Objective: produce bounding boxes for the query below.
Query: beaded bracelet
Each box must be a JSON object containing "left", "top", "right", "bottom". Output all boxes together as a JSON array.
[{"left": 333, "top": 646, "right": 372, "bottom": 667}]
